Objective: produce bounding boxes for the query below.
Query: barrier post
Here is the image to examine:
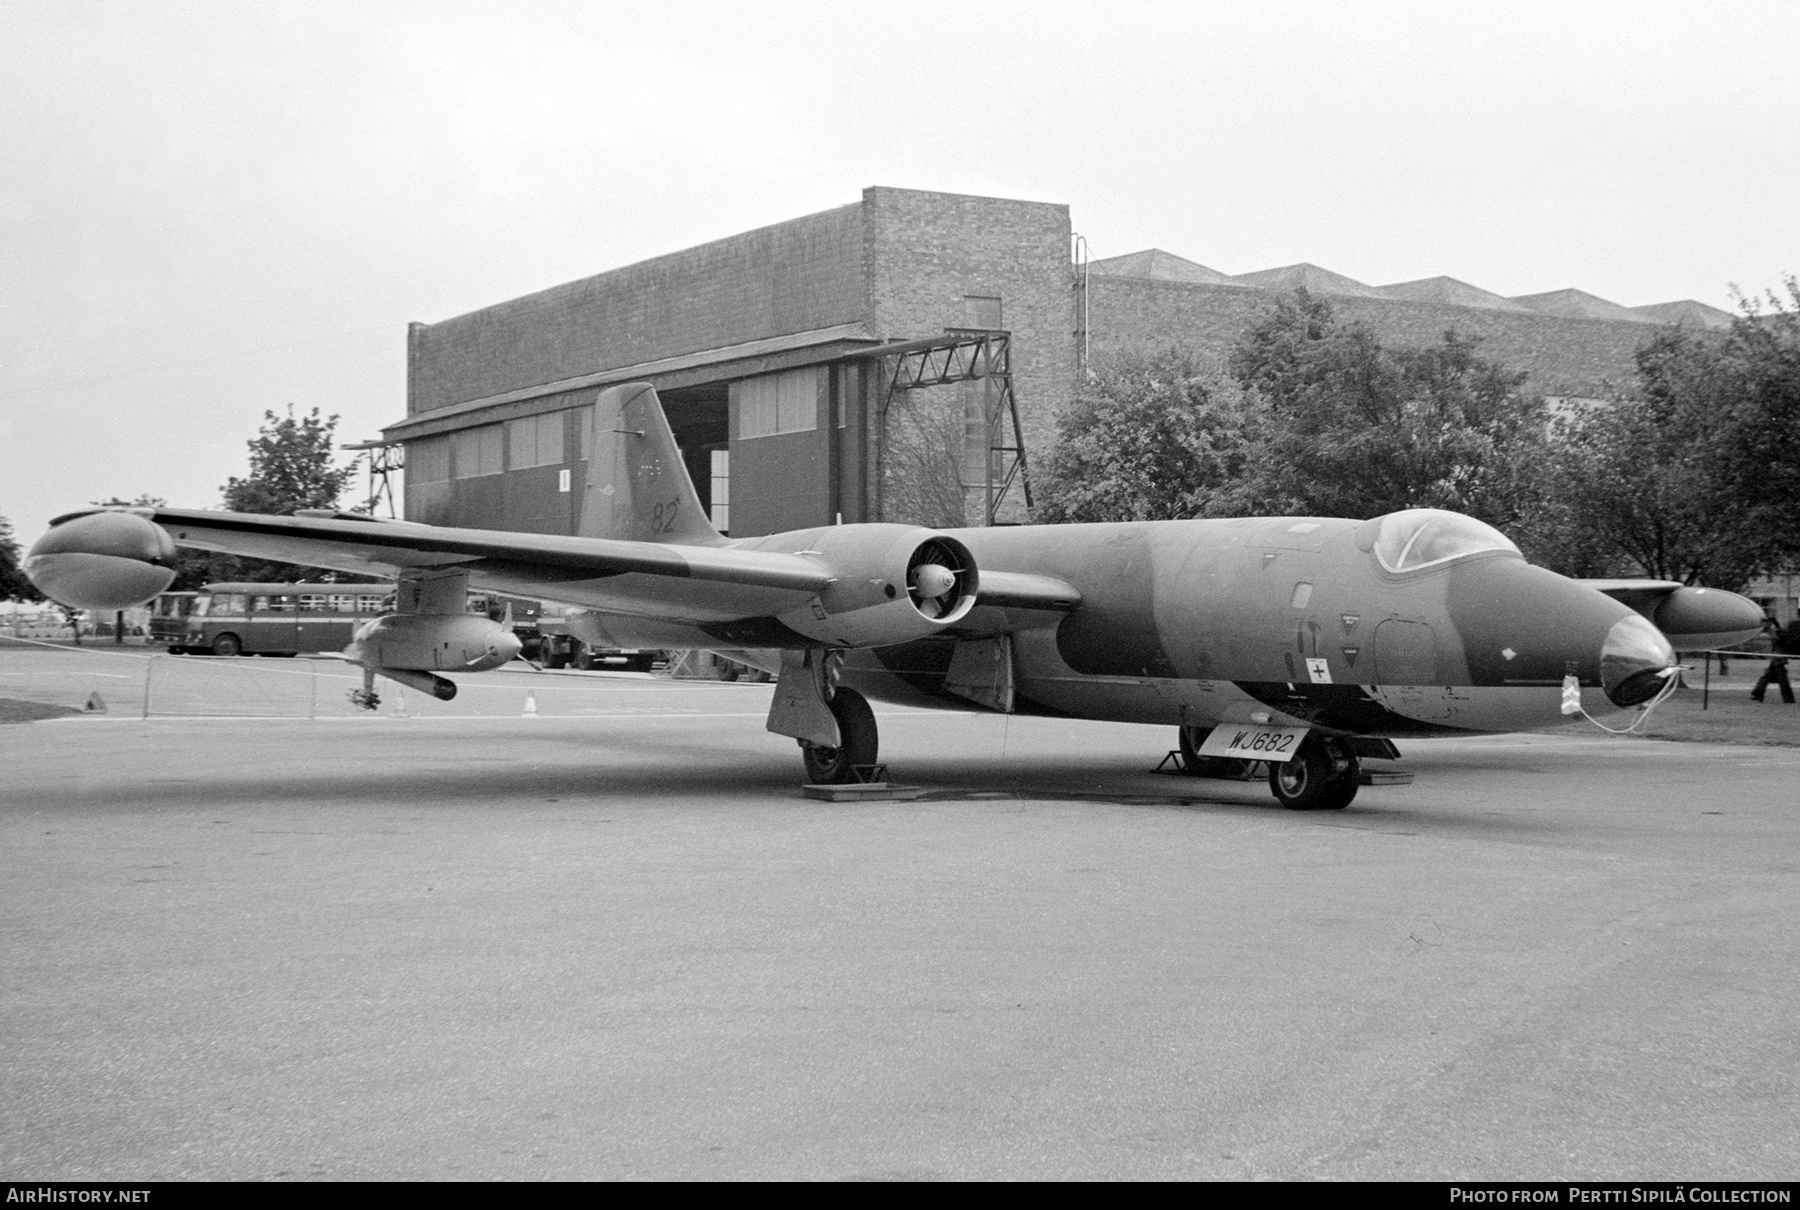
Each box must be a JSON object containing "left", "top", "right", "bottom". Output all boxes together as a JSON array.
[{"left": 142, "top": 655, "right": 158, "bottom": 720}]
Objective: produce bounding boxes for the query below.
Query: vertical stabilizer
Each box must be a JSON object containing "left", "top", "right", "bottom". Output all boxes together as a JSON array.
[{"left": 579, "top": 382, "right": 725, "bottom": 547}]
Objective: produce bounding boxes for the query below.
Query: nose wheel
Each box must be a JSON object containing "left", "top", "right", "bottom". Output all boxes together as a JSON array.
[{"left": 1268, "top": 736, "right": 1360, "bottom": 810}]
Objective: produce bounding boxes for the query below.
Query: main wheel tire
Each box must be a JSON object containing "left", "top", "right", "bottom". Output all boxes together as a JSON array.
[
  {"left": 211, "top": 633, "right": 242, "bottom": 657},
  {"left": 801, "top": 687, "right": 879, "bottom": 785},
  {"left": 1268, "top": 737, "right": 1359, "bottom": 810},
  {"left": 1177, "top": 725, "right": 1210, "bottom": 772},
  {"left": 1177, "top": 725, "right": 1249, "bottom": 778}
]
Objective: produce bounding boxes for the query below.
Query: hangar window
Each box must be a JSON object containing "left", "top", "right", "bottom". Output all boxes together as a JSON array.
[
  {"left": 451, "top": 425, "right": 504, "bottom": 478},
  {"left": 507, "top": 412, "right": 566, "bottom": 469},
  {"left": 963, "top": 295, "right": 1003, "bottom": 330},
  {"left": 736, "top": 369, "right": 818, "bottom": 439},
  {"left": 407, "top": 437, "right": 450, "bottom": 484}
]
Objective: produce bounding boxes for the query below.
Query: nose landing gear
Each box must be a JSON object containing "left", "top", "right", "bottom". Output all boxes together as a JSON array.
[
  {"left": 1268, "top": 736, "right": 1360, "bottom": 811},
  {"left": 1176, "top": 727, "right": 1361, "bottom": 810}
]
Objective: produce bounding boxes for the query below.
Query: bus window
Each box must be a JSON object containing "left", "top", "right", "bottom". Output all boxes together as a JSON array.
[
  {"left": 299, "top": 594, "right": 329, "bottom": 612},
  {"left": 357, "top": 593, "right": 392, "bottom": 613},
  {"left": 328, "top": 594, "right": 357, "bottom": 613}
]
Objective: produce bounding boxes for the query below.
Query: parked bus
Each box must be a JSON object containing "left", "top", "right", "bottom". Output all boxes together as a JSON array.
[
  {"left": 147, "top": 592, "right": 198, "bottom": 647},
  {"left": 176, "top": 582, "right": 659, "bottom": 667},
  {"left": 176, "top": 583, "right": 395, "bottom": 656}
]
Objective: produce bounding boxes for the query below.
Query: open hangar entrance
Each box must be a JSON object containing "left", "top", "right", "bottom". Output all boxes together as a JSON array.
[
  {"left": 685, "top": 329, "right": 1028, "bottom": 538},
  {"left": 381, "top": 330, "right": 1027, "bottom": 542}
]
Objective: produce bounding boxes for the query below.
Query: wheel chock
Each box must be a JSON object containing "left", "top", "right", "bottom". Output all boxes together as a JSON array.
[{"left": 801, "top": 781, "right": 928, "bottom": 802}]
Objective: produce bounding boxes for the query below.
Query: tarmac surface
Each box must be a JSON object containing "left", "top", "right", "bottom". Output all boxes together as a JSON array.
[{"left": 2, "top": 639, "right": 1798, "bottom": 1180}]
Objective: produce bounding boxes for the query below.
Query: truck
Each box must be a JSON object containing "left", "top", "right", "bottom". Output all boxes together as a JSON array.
[{"left": 466, "top": 594, "right": 660, "bottom": 672}]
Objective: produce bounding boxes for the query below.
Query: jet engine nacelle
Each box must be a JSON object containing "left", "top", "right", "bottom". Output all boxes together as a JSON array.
[
  {"left": 345, "top": 612, "right": 523, "bottom": 673},
  {"left": 24, "top": 510, "right": 178, "bottom": 612},
  {"left": 772, "top": 526, "right": 978, "bottom": 648}
]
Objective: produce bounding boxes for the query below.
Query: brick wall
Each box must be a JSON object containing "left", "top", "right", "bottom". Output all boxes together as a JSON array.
[
  {"left": 861, "top": 187, "right": 1076, "bottom": 521},
  {"left": 409, "top": 203, "right": 868, "bottom": 412},
  {"left": 1087, "top": 277, "right": 1657, "bottom": 398}
]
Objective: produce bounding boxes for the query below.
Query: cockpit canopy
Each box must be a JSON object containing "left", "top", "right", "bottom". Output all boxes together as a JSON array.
[{"left": 1371, "top": 509, "right": 1521, "bottom": 573}]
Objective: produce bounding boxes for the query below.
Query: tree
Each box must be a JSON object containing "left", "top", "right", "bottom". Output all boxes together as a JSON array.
[
  {"left": 1228, "top": 290, "right": 1550, "bottom": 527},
  {"left": 1036, "top": 346, "right": 1260, "bottom": 523},
  {"left": 1530, "top": 337, "right": 1747, "bottom": 584},
  {"left": 212, "top": 406, "right": 366, "bottom": 584},
  {"left": 1719, "top": 277, "right": 1800, "bottom": 572},
  {"left": 0, "top": 513, "right": 42, "bottom": 603},
  {"left": 222, "top": 405, "right": 361, "bottom": 516},
  {"left": 1530, "top": 279, "right": 1800, "bottom": 588}
]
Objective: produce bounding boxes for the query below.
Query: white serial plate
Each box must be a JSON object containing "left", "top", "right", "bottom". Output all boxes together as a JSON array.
[{"left": 1197, "top": 724, "right": 1311, "bottom": 762}]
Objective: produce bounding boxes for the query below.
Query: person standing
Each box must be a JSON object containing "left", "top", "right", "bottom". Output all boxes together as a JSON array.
[{"left": 1751, "top": 618, "right": 1796, "bottom": 704}]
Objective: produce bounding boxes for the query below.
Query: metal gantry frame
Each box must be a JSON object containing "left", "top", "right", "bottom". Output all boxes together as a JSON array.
[
  {"left": 343, "top": 440, "right": 404, "bottom": 518},
  {"left": 857, "top": 331, "right": 1032, "bottom": 526}
]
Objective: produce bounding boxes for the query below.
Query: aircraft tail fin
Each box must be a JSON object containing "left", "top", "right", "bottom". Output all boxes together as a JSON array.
[{"left": 579, "top": 383, "right": 726, "bottom": 547}]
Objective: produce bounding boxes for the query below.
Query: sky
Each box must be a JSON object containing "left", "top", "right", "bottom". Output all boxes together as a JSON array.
[{"left": 3, "top": 0, "right": 1797, "bottom": 546}]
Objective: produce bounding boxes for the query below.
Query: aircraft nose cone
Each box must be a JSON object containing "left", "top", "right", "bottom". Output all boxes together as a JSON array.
[
  {"left": 1602, "top": 613, "right": 1678, "bottom": 707},
  {"left": 494, "top": 630, "right": 523, "bottom": 662},
  {"left": 911, "top": 563, "right": 956, "bottom": 599},
  {"left": 24, "top": 511, "right": 178, "bottom": 611}
]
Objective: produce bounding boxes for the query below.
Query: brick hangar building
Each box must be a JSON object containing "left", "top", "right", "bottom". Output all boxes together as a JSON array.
[{"left": 381, "top": 185, "right": 1730, "bottom": 543}]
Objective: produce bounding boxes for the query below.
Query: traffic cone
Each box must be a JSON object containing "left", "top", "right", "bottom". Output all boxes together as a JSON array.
[
  {"left": 523, "top": 691, "right": 539, "bottom": 718},
  {"left": 84, "top": 691, "right": 107, "bottom": 713}
]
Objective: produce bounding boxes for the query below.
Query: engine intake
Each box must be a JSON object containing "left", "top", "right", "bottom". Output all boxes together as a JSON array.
[{"left": 772, "top": 527, "right": 978, "bottom": 648}]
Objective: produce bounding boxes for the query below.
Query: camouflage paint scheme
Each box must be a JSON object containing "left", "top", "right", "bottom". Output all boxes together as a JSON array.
[
  {"left": 25, "top": 382, "right": 1762, "bottom": 780},
  {"left": 841, "top": 515, "right": 1643, "bottom": 737}
]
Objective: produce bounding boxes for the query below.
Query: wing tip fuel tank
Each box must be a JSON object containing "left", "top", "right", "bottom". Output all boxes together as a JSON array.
[{"left": 24, "top": 510, "right": 179, "bottom": 611}]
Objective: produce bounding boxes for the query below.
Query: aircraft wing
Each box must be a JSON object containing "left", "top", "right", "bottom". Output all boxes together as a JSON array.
[
  {"left": 43, "top": 505, "right": 834, "bottom": 624},
  {"left": 32, "top": 505, "right": 1080, "bottom": 646},
  {"left": 1582, "top": 578, "right": 1685, "bottom": 605},
  {"left": 944, "top": 570, "right": 1082, "bottom": 638},
  {"left": 1581, "top": 578, "right": 1766, "bottom": 651}
]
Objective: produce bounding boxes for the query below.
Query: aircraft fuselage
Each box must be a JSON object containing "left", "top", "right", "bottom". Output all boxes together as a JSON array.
[{"left": 836, "top": 513, "right": 1663, "bottom": 739}]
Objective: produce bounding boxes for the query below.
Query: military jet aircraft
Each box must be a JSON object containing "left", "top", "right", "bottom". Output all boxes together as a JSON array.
[{"left": 26, "top": 382, "right": 1766, "bottom": 810}]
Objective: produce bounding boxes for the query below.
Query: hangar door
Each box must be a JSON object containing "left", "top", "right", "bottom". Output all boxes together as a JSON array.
[{"left": 725, "top": 365, "right": 866, "bottom": 537}]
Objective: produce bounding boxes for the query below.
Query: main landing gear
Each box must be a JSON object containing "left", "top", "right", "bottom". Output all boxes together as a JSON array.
[
  {"left": 1177, "top": 726, "right": 1361, "bottom": 810},
  {"left": 769, "top": 650, "right": 882, "bottom": 785},
  {"left": 800, "top": 686, "right": 879, "bottom": 784}
]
